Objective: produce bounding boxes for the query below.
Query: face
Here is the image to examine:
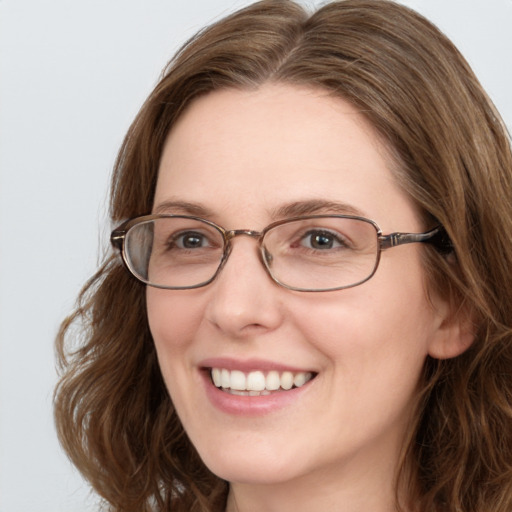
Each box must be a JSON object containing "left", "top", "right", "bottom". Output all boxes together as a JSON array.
[{"left": 147, "top": 84, "right": 448, "bottom": 492}]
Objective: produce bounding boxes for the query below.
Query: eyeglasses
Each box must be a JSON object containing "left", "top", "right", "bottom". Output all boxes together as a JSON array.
[{"left": 110, "top": 214, "right": 451, "bottom": 292}]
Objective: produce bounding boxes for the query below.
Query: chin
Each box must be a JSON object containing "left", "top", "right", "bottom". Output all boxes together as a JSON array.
[{"left": 197, "top": 443, "right": 306, "bottom": 486}]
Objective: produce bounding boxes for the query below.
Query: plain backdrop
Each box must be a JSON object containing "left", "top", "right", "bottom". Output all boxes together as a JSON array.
[{"left": 1, "top": 1, "right": 511, "bottom": 510}]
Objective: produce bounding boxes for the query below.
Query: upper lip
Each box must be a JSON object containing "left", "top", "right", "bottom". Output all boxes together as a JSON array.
[{"left": 199, "top": 357, "right": 317, "bottom": 374}]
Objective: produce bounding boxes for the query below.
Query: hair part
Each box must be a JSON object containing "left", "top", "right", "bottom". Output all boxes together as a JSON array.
[{"left": 55, "top": 1, "right": 512, "bottom": 510}]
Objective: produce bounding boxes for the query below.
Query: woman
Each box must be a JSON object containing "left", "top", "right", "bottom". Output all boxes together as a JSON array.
[{"left": 54, "top": 1, "right": 512, "bottom": 511}]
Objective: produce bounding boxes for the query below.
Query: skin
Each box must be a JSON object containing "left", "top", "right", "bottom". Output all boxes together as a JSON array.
[{"left": 146, "top": 83, "right": 467, "bottom": 512}]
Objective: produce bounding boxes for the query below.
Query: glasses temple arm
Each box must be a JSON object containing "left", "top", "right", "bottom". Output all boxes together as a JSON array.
[
  {"left": 379, "top": 226, "right": 453, "bottom": 253},
  {"left": 110, "top": 230, "right": 126, "bottom": 250}
]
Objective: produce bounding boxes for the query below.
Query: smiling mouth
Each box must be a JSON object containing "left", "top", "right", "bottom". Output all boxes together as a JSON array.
[{"left": 209, "top": 368, "right": 316, "bottom": 396}]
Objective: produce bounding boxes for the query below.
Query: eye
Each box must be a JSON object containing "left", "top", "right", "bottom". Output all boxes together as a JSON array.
[
  {"left": 300, "top": 230, "right": 346, "bottom": 250},
  {"left": 172, "top": 231, "right": 211, "bottom": 249}
]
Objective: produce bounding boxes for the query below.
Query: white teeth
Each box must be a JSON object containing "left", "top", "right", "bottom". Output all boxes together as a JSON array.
[
  {"left": 293, "top": 372, "right": 308, "bottom": 387},
  {"left": 212, "top": 368, "right": 222, "bottom": 387},
  {"left": 247, "top": 371, "right": 266, "bottom": 391},
  {"left": 281, "top": 371, "right": 294, "bottom": 390},
  {"left": 266, "top": 371, "right": 281, "bottom": 391},
  {"left": 222, "top": 389, "right": 272, "bottom": 396},
  {"left": 228, "top": 389, "right": 247, "bottom": 396},
  {"left": 221, "top": 369, "right": 230, "bottom": 388},
  {"left": 230, "top": 370, "right": 246, "bottom": 391},
  {"left": 210, "top": 368, "right": 314, "bottom": 392}
]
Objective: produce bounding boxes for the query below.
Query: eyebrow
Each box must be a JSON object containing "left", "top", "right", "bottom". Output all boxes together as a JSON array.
[
  {"left": 153, "top": 200, "right": 215, "bottom": 217},
  {"left": 270, "top": 199, "right": 367, "bottom": 219},
  {"left": 152, "top": 198, "right": 367, "bottom": 220}
]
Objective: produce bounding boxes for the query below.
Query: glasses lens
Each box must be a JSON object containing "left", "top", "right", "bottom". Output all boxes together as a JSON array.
[
  {"left": 262, "top": 217, "right": 379, "bottom": 291},
  {"left": 124, "top": 217, "right": 225, "bottom": 288}
]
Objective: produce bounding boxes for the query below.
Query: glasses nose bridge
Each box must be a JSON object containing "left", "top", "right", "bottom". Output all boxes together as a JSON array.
[
  {"left": 225, "top": 228, "right": 263, "bottom": 242},
  {"left": 220, "top": 228, "right": 268, "bottom": 275}
]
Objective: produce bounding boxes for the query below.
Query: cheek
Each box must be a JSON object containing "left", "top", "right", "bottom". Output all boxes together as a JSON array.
[
  {"left": 146, "top": 289, "right": 207, "bottom": 413},
  {"left": 146, "top": 289, "right": 209, "bottom": 398},
  {"left": 291, "top": 265, "right": 435, "bottom": 386},
  {"left": 296, "top": 292, "right": 434, "bottom": 437},
  {"left": 146, "top": 288, "right": 205, "bottom": 352}
]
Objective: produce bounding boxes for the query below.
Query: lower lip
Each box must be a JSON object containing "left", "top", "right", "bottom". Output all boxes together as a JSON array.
[{"left": 200, "top": 370, "right": 315, "bottom": 416}]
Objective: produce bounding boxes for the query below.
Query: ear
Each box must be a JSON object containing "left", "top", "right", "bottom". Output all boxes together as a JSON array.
[{"left": 427, "top": 298, "right": 475, "bottom": 360}]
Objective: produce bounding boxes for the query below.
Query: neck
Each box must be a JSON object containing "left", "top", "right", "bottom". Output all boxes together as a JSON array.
[{"left": 225, "top": 450, "right": 413, "bottom": 512}]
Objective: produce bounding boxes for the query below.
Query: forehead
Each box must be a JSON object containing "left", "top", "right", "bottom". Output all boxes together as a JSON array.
[{"left": 154, "top": 84, "right": 418, "bottom": 230}]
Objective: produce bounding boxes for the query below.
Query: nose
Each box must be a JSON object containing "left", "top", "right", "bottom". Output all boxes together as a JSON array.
[{"left": 204, "top": 236, "right": 284, "bottom": 338}]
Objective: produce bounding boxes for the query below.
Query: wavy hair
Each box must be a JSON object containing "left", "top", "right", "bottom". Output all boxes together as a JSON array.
[{"left": 54, "top": 1, "right": 512, "bottom": 510}]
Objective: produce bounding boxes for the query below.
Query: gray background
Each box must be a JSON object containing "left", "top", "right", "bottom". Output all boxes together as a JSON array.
[{"left": 1, "top": 1, "right": 511, "bottom": 510}]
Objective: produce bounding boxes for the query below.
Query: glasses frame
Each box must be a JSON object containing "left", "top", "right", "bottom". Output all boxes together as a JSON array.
[{"left": 111, "top": 214, "right": 452, "bottom": 292}]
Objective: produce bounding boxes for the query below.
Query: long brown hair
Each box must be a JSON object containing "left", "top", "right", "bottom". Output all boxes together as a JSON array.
[{"left": 54, "top": 1, "right": 512, "bottom": 510}]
